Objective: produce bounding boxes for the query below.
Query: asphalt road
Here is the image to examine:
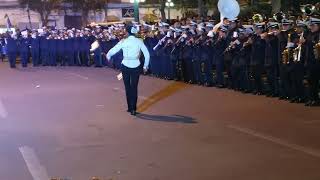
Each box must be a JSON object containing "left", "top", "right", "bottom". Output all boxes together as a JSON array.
[{"left": 0, "top": 62, "right": 320, "bottom": 180}]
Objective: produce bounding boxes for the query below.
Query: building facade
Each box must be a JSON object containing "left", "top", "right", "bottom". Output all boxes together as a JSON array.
[{"left": 0, "top": 0, "right": 218, "bottom": 29}]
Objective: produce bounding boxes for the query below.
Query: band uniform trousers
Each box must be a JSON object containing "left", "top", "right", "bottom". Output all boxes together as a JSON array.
[{"left": 121, "top": 65, "right": 141, "bottom": 111}]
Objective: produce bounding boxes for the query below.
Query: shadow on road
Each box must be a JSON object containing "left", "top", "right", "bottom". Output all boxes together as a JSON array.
[
  {"left": 136, "top": 113, "right": 197, "bottom": 124},
  {"left": 137, "top": 82, "right": 189, "bottom": 112}
]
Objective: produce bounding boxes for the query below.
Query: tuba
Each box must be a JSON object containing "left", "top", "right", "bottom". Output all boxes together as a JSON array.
[{"left": 217, "top": 0, "right": 240, "bottom": 21}]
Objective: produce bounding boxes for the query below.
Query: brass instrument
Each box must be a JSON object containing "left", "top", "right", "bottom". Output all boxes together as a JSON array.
[
  {"left": 273, "top": 12, "right": 286, "bottom": 23},
  {"left": 293, "top": 32, "right": 304, "bottom": 62},
  {"left": 300, "top": 4, "right": 316, "bottom": 16},
  {"left": 314, "top": 34, "right": 320, "bottom": 60},
  {"left": 252, "top": 14, "right": 264, "bottom": 23},
  {"left": 202, "top": 38, "right": 213, "bottom": 46},
  {"left": 194, "top": 35, "right": 204, "bottom": 45},
  {"left": 170, "top": 34, "right": 187, "bottom": 53},
  {"left": 282, "top": 33, "right": 293, "bottom": 64},
  {"left": 224, "top": 39, "right": 239, "bottom": 53}
]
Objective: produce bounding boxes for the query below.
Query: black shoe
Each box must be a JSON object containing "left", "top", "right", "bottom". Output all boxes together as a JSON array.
[
  {"left": 217, "top": 84, "right": 225, "bottom": 88},
  {"left": 306, "top": 101, "right": 320, "bottom": 107},
  {"left": 305, "top": 100, "right": 312, "bottom": 106},
  {"left": 290, "top": 97, "right": 298, "bottom": 103},
  {"left": 296, "top": 98, "right": 305, "bottom": 104},
  {"left": 131, "top": 110, "right": 137, "bottom": 116}
]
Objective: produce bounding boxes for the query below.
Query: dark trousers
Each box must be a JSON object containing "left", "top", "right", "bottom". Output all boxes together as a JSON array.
[
  {"left": 279, "top": 64, "right": 292, "bottom": 98},
  {"left": 183, "top": 58, "right": 194, "bottom": 82},
  {"left": 251, "top": 65, "right": 263, "bottom": 93},
  {"left": 7, "top": 52, "right": 16, "bottom": 68},
  {"left": 20, "top": 52, "right": 29, "bottom": 67},
  {"left": 40, "top": 50, "right": 49, "bottom": 66},
  {"left": 49, "top": 51, "right": 57, "bottom": 66},
  {"left": 58, "top": 52, "right": 66, "bottom": 65},
  {"left": 74, "top": 51, "right": 81, "bottom": 66},
  {"left": 31, "top": 50, "right": 40, "bottom": 66},
  {"left": 80, "top": 51, "right": 89, "bottom": 66},
  {"left": 170, "top": 58, "right": 178, "bottom": 80},
  {"left": 215, "top": 62, "right": 224, "bottom": 86},
  {"left": 192, "top": 59, "right": 201, "bottom": 84},
  {"left": 265, "top": 65, "right": 279, "bottom": 95},
  {"left": 204, "top": 59, "right": 213, "bottom": 84},
  {"left": 121, "top": 65, "right": 141, "bottom": 111},
  {"left": 306, "top": 64, "right": 320, "bottom": 102},
  {"left": 67, "top": 51, "right": 75, "bottom": 66},
  {"left": 291, "top": 63, "right": 305, "bottom": 99}
]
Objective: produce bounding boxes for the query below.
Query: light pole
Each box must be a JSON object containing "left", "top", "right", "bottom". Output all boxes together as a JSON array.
[
  {"left": 165, "top": 0, "right": 174, "bottom": 21},
  {"left": 130, "top": 0, "right": 145, "bottom": 22}
]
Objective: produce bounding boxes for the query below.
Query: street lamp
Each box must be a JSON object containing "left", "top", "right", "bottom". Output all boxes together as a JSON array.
[
  {"left": 165, "top": 0, "right": 174, "bottom": 21},
  {"left": 129, "top": 0, "right": 145, "bottom": 22}
]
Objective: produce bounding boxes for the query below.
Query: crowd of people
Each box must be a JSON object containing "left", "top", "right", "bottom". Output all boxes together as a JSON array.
[{"left": 0, "top": 13, "right": 320, "bottom": 106}]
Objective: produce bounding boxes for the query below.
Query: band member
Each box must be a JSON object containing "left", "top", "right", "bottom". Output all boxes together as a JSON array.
[
  {"left": 277, "top": 18, "right": 296, "bottom": 100},
  {"left": 264, "top": 21, "right": 280, "bottom": 97},
  {"left": 213, "top": 25, "right": 228, "bottom": 88},
  {"left": 5, "top": 32, "right": 18, "bottom": 68},
  {"left": 250, "top": 22, "right": 266, "bottom": 95},
  {"left": 304, "top": 17, "right": 320, "bottom": 106},
  {"left": 106, "top": 23, "right": 150, "bottom": 116},
  {"left": 290, "top": 20, "right": 309, "bottom": 103}
]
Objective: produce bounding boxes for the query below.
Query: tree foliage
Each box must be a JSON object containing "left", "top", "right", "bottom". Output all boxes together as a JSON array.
[
  {"left": 18, "top": 0, "right": 108, "bottom": 26},
  {"left": 63, "top": 0, "right": 108, "bottom": 25},
  {"left": 18, "top": 0, "right": 62, "bottom": 26}
]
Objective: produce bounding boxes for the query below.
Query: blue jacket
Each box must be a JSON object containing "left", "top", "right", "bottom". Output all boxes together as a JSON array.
[
  {"left": 39, "top": 36, "right": 49, "bottom": 50},
  {"left": 6, "top": 37, "right": 18, "bottom": 53},
  {"left": 19, "top": 37, "right": 31, "bottom": 53},
  {"left": 31, "top": 37, "right": 40, "bottom": 52},
  {"left": 48, "top": 38, "right": 57, "bottom": 53}
]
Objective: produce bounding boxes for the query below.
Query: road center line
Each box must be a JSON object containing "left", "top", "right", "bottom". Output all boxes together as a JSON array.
[
  {"left": 68, "top": 72, "right": 89, "bottom": 80},
  {"left": 0, "top": 99, "right": 8, "bottom": 119},
  {"left": 228, "top": 125, "right": 320, "bottom": 159},
  {"left": 19, "top": 146, "right": 50, "bottom": 180}
]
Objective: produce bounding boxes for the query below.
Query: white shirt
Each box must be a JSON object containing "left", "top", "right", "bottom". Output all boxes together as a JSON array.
[{"left": 106, "top": 36, "right": 150, "bottom": 69}]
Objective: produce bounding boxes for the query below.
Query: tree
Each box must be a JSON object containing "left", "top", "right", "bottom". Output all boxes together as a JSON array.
[
  {"left": 18, "top": 0, "right": 62, "bottom": 26},
  {"left": 145, "top": 0, "right": 197, "bottom": 20},
  {"left": 271, "top": 0, "right": 281, "bottom": 14},
  {"left": 63, "top": 0, "right": 108, "bottom": 26},
  {"left": 159, "top": 0, "right": 166, "bottom": 21}
]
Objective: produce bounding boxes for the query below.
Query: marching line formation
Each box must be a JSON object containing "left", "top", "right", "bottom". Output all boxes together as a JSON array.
[{"left": 0, "top": 10, "right": 320, "bottom": 107}]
